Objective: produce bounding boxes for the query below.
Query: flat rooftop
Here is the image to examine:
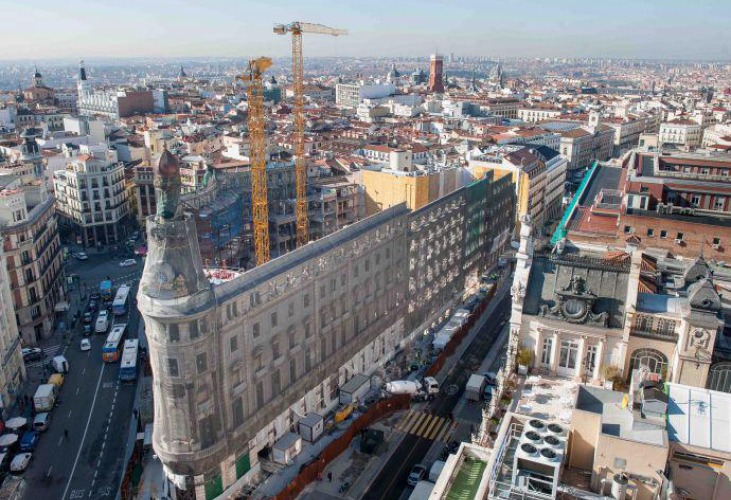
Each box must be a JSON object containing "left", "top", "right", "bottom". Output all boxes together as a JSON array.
[
  {"left": 576, "top": 385, "right": 667, "bottom": 447},
  {"left": 512, "top": 375, "right": 580, "bottom": 423}
]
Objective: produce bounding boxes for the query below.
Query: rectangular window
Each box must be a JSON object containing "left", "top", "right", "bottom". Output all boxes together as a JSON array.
[
  {"left": 271, "top": 311, "right": 278, "bottom": 328},
  {"left": 289, "top": 358, "right": 297, "bottom": 383},
  {"left": 677, "top": 232, "right": 684, "bottom": 241},
  {"left": 272, "top": 370, "right": 281, "bottom": 395},
  {"left": 331, "top": 277, "right": 336, "bottom": 292},
  {"left": 254, "top": 352, "right": 264, "bottom": 372},
  {"left": 169, "top": 324, "right": 180, "bottom": 342},
  {"left": 320, "top": 285, "right": 326, "bottom": 299},
  {"left": 196, "top": 352, "right": 208, "bottom": 373},
  {"left": 288, "top": 302, "right": 294, "bottom": 317},
  {"left": 623, "top": 225, "right": 631, "bottom": 234},
  {"left": 305, "top": 321, "right": 311, "bottom": 338},
  {"left": 353, "top": 264, "right": 359, "bottom": 278},
  {"left": 272, "top": 339, "right": 281, "bottom": 359},
  {"left": 341, "top": 273, "right": 346, "bottom": 286},
  {"left": 541, "top": 337, "right": 553, "bottom": 366},
  {"left": 232, "top": 397, "right": 244, "bottom": 428},
  {"left": 189, "top": 320, "right": 199, "bottom": 340},
  {"left": 256, "top": 381, "right": 264, "bottom": 409},
  {"left": 660, "top": 230, "right": 667, "bottom": 239},
  {"left": 321, "top": 337, "right": 327, "bottom": 363},
  {"left": 303, "top": 294, "right": 310, "bottom": 308},
  {"left": 647, "top": 228, "right": 654, "bottom": 237},
  {"left": 288, "top": 327, "right": 296, "bottom": 349},
  {"left": 167, "top": 358, "right": 179, "bottom": 377},
  {"left": 230, "top": 335, "right": 238, "bottom": 353},
  {"left": 365, "top": 259, "right": 370, "bottom": 272},
  {"left": 253, "top": 322, "right": 260, "bottom": 338}
]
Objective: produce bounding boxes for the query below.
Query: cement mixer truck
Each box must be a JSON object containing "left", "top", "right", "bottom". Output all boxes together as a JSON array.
[{"left": 383, "top": 377, "right": 440, "bottom": 401}]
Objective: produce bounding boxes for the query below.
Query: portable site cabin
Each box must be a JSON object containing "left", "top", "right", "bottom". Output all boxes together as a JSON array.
[
  {"left": 272, "top": 432, "right": 302, "bottom": 465},
  {"left": 298, "top": 413, "right": 324, "bottom": 442},
  {"left": 339, "top": 374, "right": 370, "bottom": 405}
]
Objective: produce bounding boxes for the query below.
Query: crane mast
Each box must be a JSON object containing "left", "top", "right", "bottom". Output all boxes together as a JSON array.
[
  {"left": 274, "top": 22, "right": 348, "bottom": 247},
  {"left": 237, "top": 57, "right": 272, "bottom": 266}
]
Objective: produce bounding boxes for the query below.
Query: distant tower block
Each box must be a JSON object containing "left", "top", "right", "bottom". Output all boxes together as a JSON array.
[{"left": 428, "top": 54, "right": 445, "bottom": 93}]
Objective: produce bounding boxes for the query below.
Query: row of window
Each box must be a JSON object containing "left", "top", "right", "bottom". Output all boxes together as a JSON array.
[{"left": 623, "top": 225, "right": 722, "bottom": 246}]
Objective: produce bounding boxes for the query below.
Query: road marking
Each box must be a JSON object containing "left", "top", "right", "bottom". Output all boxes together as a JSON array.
[
  {"left": 47, "top": 466, "right": 53, "bottom": 477},
  {"left": 58, "top": 436, "right": 64, "bottom": 446},
  {"left": 62, "top": 363, "right": 106, "bottom": 500},
  {"left": 82, "top": 368, "right": 86, "bottom": 375},
  {"left": 76, "top": 388, "right": 80, "bottom": 395},
  {"left": 68, "top": 410, "right": 72, "bottom": 419}
]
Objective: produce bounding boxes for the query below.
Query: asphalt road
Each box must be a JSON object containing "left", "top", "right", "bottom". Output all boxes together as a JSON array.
[
  {"left": 22, "top": 251, "right": 144, "bottom": 500},
  {"left": 361, "top": 296, "right": 512, "bottom": 500}
]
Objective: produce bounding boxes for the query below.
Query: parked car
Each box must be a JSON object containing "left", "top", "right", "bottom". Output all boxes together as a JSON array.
[
  {"left": 83, "top": 324, "right": 92, "bottom": 335},
  {"left": 80, "top": 338, "right": 91, "bottom": 351},
  {"left": 119, "top": 259, "right": 136, "bottom": 267},
  {"left": 90, "top": 291, "right": 100, "bottom": 300},
  {"left": 407, "top": 464, "right": 427, "bottom": 486},
  {"left": 75, "top": 252, "right": 88, "bottom": 261},
  {"left": 132, "top": 231, "right": 140, "bottom": 239},
  {"left": 21, "top": 348, "right": 42, "bottom": 363},
  {"left": 10, "top": 453, "right": 32, "bottom": 473},
  {"left": 32, "top": 413, "right": 51, "bottom": 433},
  {"left": 82, "top": 312, "right": 92, "bottom": 324},
  {"left": 19, "top": 431, "right": 39, "bottom": 452},
  {"left": 88, "top": 301, "right": 97, "bottom": 313},
  {"left": 482, "top": 371, "right": 498, "bottom": 386}
]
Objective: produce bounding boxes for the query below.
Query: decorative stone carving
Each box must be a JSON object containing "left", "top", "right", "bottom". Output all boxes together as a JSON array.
[
  {"left": 689, "top": 329, "right": 710, "bottom": 351},
  {"left": 538, "top": 275, "right": 609, "bottom": 327}
]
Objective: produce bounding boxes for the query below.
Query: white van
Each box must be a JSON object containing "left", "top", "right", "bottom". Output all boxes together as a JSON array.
[
  {"left": 95, "top": 310, "right": 109, "bottom": 334},
  {"left": 33, "top": 412, "right": 51, "bottom": 432},
  {"left": 52, "top": 355, "right": 69, "bottom": 373}
]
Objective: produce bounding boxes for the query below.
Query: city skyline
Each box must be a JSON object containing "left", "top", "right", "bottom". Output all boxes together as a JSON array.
[{"left": 4, "top": 0, "right": 731, "bottom": 61}]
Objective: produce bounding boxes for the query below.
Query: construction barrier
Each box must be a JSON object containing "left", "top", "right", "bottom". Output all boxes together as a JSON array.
[{"left": 273, "top": 394, "right": 411, "bottom": 500}]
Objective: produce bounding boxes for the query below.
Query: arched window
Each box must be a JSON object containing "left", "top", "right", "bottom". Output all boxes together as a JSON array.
[
  {"left": 708, "top": 363, "right": 731, "bottom": 394},
  {"left": 630, "top": 348, "right": 668, "bottom": 376}
]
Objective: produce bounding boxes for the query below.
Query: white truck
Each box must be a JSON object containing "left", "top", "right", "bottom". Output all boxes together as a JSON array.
[
  {"left": 95, "top": 310, "right": 110, "bottom": 334},
  {"left": 33, "top": 384, "right": 57, "bottom": 412},
  {"left": 384, "top": 377, "right": 440, "bottom": 401},
  {"left": 466, "top": 374, "right": 487, "bottom": 402}
]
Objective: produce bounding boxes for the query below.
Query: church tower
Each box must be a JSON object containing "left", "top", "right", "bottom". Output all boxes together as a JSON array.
[
  {"left": 77, "top": 60, "right": 89, "bottom": 98},
  {"left": 32, "top": 67, "right": 44, "bottom": 88}
]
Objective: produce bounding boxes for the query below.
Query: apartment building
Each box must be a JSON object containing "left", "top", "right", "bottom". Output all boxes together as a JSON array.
[
  {"left": 659, "top": 119, "right": 702, "bottom": 149},
  {"left": 53, "top": 145, "right": 130, "bottom": 247},
  {"left": 0, "top": 166, "right": 65, "bottom": 344},
  {"left": 0, "top": 244, "right": 26, "bottom": 417}
]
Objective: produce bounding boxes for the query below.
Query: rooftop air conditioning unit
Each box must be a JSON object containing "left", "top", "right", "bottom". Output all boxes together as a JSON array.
[{"left": 675, "top": 238, "right": 683, "bottom": 244}]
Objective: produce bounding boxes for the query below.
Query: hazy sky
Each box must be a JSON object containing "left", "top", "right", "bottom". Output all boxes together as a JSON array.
[{"left": 4, "top": 0, "right": 730, "bottom": 60}]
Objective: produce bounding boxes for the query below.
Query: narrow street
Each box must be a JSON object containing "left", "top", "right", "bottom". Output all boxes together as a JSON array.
[{"left": 362, "top": 295, "right": 512, "bottom": 500}]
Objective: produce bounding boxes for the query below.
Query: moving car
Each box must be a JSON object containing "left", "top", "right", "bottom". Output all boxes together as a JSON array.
[
  {"left": 83, "top": 312, "right": 92, "bottom": 324},
  {"left": 10, "top": 453, "right": 32, "bottom": 473},
  {"left": 88, "top": 301, "right": 97, "bottom": 313},
  {"left": 407, "top": 464, "right": 427, "bottom": 486},
  {"left": 119, "top": 259, "right": 136, "bottom": 267},
  {"left": 75, "top": 252, "right": 88, "bottom": 260},
  {"left": 80, "top": 338, "right": 91, "bottom": 351},
  {"left": 21, "top": 348, "right": 42, "bottom": 362}
]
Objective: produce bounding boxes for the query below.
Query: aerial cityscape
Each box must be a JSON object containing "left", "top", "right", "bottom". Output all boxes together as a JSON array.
[{"left": 1, "top": 2, "right": 731, "bottom": 500}]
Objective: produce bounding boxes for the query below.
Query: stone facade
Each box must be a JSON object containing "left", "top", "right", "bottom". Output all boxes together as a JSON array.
[{"left": 138, "top": 172, "right": 515, "bottom": 497}]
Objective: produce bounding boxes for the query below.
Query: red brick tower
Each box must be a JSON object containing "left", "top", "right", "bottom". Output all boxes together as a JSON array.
[{"left": 428, "top": 54, "right": 444, "bottom": 93}]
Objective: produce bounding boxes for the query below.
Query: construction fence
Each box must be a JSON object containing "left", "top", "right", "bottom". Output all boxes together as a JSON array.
[{"left": 272, "top": 394, "right": 411, "bottom": 500}]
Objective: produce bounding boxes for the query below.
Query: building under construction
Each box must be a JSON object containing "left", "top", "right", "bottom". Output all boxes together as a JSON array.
[{"left": 138, "top": 149, "right": 515, "bottom": 498}]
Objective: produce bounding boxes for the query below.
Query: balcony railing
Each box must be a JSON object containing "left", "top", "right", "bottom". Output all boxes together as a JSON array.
[{"left": 630, "top": 327, "right": 678, "bottom": 342}]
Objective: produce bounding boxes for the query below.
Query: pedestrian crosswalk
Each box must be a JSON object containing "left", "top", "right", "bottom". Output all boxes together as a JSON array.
[
  {"left": 25, "top": 345, "right": 62, "bottom": 369},
  {"left": 395, "top": 410, "right": 456, "bottom": 442}
]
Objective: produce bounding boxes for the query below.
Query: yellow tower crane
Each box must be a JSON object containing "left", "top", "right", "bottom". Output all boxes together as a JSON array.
[
  {"left": 274, "top": 21, "right": 348, "bottom": 247},
  {"left": 237, "top": 57, "right": 272, "bottom": 266}
]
